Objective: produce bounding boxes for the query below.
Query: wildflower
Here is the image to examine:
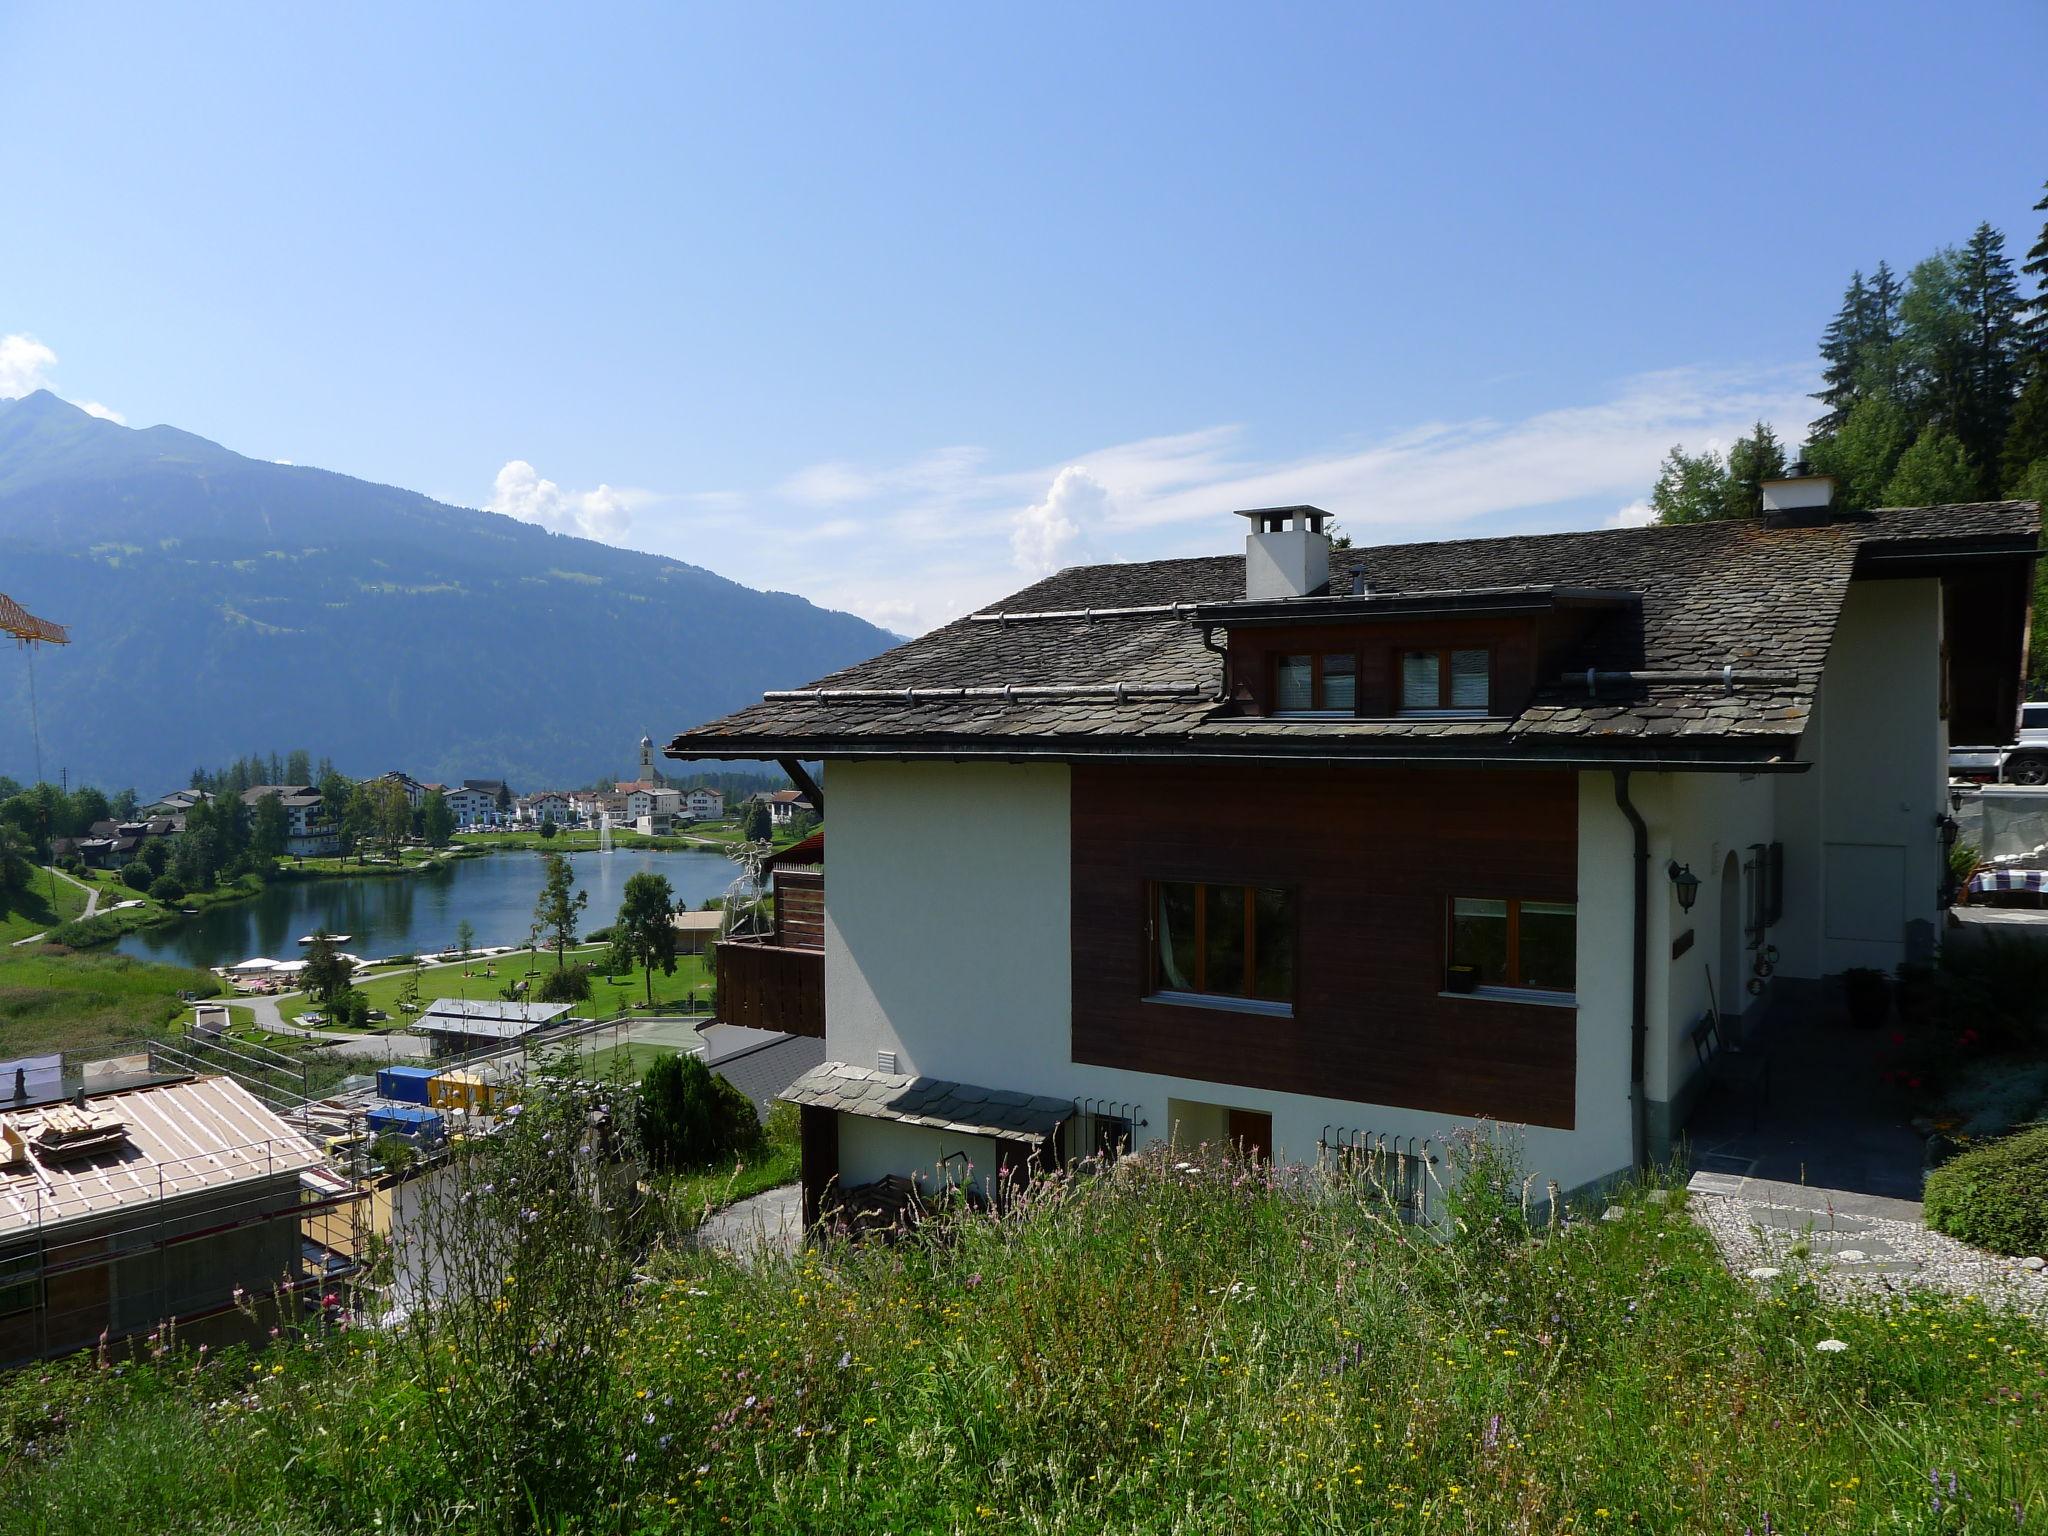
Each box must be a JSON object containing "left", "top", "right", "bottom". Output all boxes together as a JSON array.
[
  {"left": 1746, "top": 1267, "right": 1782, "bottom": 1281},
  {"left": 1814, "top": 1338, "right": 1848, "bottom": 1353},
  {"left": 838, "top": 1352, "right": 852, "bottom": 1369}
]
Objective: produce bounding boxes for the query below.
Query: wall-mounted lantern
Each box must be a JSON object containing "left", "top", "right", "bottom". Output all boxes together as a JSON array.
[
  {"left": 1666, "top": 860, "right": 1701, "bottom": 913},
  {"left": 1937, "top": 813, "right": 1960, "bottom": 850}
]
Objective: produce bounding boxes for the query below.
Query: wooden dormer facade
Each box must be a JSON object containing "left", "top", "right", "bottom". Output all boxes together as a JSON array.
[{"left": 1196, "top": 587, "right": 1640, "bottom": 722}]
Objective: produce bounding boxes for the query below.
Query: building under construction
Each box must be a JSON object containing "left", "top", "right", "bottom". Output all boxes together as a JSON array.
[{"left": 0, "top": 1066, "right": 361, "bottom": 1365}]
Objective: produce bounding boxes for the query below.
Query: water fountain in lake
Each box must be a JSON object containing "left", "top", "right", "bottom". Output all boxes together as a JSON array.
[{"left": 598, "top": 812, "right": 614, "bottom": 853}]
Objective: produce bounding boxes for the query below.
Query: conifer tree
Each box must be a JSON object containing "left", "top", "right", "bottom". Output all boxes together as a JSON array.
[
  {"left": 1720, "top": 422, "right": 1787, "bottom": 521},
  {"left": 2019, "top": 180, "right": 2048, "bottom": 361},
  {"left": 1953, "top": 222, "right": 2024, "bottom": 492},
  {"left": 1812, "top": 270, "right": 1876, "bottom": 439},
  {"left": 1648, "top": 444, "right": 1729, "bottom": 525}
]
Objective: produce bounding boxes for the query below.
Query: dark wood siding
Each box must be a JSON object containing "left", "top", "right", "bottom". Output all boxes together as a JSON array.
[
  {"left": 774, "top": 870, "right": 826, "bottom": 950},
  {"left": 1071, "top": 763, "right": 1579, "bottom": 1129},
  {"left": 715, "top": 940, "right": 825, "bottom": 1038}
]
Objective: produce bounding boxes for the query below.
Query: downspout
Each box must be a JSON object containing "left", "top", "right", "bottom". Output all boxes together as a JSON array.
[{"left": 1612, "top": 769, "right": 1649, "bottom": 1172}]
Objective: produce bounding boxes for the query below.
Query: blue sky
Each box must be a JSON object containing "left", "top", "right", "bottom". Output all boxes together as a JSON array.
[{"left": 3, "top": 3, "right": 2043, "bottom": 632}]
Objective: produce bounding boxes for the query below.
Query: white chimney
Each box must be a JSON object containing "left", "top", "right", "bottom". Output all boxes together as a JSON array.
[
  {"left": 1237, "top": 505, "right": 1332, "bottom": 600},
  {"left": 1760, "top": 460, "right": 1836, "bottom": 515}
]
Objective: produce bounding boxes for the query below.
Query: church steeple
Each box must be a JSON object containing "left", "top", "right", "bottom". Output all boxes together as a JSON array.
[{"left": 639, "top": 734, "right": 656, "bottom": 786}]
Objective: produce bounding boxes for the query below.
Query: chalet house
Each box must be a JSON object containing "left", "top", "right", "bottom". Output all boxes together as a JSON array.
[
  {"left": 241, "top": 785, "right": 340, "bottom": 858},
  {"left": 667, "top": 487, "right": 2040, "bottom": 1217},
  {"left": 681, "top": 787, "right": 725, "bottom": 821},
  {"left": 758, "top": 789, "right": 815, "bottom": 826}
]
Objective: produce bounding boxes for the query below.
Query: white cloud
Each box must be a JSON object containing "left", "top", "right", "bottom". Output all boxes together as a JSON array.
[
  {"left": 0, "top": 334, "right": 59, "bottom": 396},
  {"left": 0, "top": 333, "right": 126, "bottom": 422},
  {"left": 1011, "top": 465, "right": 1107, "bottom": 576},
  {"left": 1608, "top": 500, "right": 1657, "bottom": 528},
  {"left": 486, "top": 459, "right": 639, "bottom": 542}
]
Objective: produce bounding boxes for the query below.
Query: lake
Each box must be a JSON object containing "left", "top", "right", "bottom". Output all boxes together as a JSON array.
[{"left": 114, "top": 848, "right": 745, "bottom": 970}]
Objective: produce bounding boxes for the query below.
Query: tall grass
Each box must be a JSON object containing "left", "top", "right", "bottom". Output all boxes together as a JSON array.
[
  {"left": 4, "top": 1112, "right": 2045, "bottom": 1535},
  {"left": 0, "top": 948, "right": 221, "bottom": 1055}
]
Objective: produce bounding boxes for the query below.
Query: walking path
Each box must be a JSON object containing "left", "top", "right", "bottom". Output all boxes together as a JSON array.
[
  {"left": 1687, "top": 1172, "right": 2048, "bottom": 1316},
  {"left": 694, "top": 1184, "right": 802, "bottom": 1259},
  {"left": 8, "top": 865, "right": 99, "bottom": 945}
]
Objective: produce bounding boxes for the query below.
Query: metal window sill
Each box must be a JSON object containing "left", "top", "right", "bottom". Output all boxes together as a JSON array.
[
  {"left": 1439, "top": 986, "right": 1577, "bottom": 1009},
  {"left": 1144, "top": 990, "right": 1295, "bottom": 1019}
]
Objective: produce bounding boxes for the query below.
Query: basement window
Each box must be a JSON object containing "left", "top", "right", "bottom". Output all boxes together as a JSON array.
[
  {"left": 1148, "top": 880, "right": 1295, "bottom": 1013},
  {"left": 1274, "top": 653, "right": 1358, "bottom": 715},
  {"left": 1399, "top": 648, "right": 1491, "bottom": 716}
]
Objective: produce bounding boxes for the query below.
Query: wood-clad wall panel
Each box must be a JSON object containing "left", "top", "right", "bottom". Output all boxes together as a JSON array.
[{"left": 1070, "top": 763, "right": 1580, "bottom": 1129}]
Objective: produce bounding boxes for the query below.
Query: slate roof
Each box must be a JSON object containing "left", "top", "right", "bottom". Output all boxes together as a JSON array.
[
  {"left": 782, "top": 1061, "right": 1073, "bottom": 1141},
  {"left": 670, "top": 502, "right": 2039, "bottom": 769}
]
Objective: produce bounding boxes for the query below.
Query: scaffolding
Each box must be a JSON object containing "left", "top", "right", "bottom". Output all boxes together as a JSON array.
[{"left": 0, "top": 1132, "right": 365, "bottom": 1366}]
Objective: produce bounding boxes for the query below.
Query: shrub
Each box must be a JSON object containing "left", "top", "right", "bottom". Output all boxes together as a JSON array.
[
  {"left": 538, "top": 819, "right": 558, "bottom": 840},
  {"left": 537, "top": 964, "right": 593, "bottom": 1003},
  {"left": 120, "top": 862, "right": 152, "bottom": 891},
  {"left": 637, "top": 1052, "right": 759, "bottom": 1171},
  {"left": 147, "top": 875, "right": 185, "bottom": 903},
  {"left": 47, "top": 913, "right": 125, "bottom": 948},
  {"left": 1924, "top": 1122, "right": 2048, "bottom": 1255}
]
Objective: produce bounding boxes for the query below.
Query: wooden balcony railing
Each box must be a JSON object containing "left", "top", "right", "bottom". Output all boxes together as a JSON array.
[{"left": 714, "top": 939, "right": 824, "bottom": 1038}]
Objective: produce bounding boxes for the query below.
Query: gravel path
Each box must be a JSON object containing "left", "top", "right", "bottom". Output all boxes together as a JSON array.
[{"left": 1687, "top": 1172, "right": 2048, "bottom": 1317}]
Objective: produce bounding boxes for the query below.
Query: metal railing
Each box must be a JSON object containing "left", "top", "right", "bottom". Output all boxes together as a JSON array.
[{"left": 1318, "top": 1126, "right": 1439, "bottom": 1224}]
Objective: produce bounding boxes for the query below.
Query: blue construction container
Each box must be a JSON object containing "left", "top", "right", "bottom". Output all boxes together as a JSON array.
[
  {"left": 377, "top": 1065, "right": 438, "bottom": 1105},
  {"left": 365, "top": 1104, "right": 443, "bottom": 1140}
]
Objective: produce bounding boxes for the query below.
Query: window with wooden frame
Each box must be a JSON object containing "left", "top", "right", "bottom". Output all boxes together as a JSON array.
[
  {"left": 1446, "top": 896, "right": 1576, "bottom": 995},
  {"left": 1399, "top": 647, "right": 1491, "bottom": 715},
  {"left": 1148, "top": 880, "right": 1295, "bottom": 1009},
  {"left": 1273, "top": 652, "right": 1359, "bottom": 714}
]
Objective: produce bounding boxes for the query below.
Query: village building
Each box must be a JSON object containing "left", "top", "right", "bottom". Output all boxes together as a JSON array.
[
  {"left": 241, "top": 785, "right": 341, "bottom": 857},
  {"left": 666, "top": 487, "right": 2040, "bottom": 1223},
  {"left": 0, "top": 1073, "right": 353, "bottom": 1365}
]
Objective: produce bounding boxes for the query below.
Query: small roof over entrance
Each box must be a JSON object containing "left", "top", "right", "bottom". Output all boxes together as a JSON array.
[{"left": 782, "top": 1061, "right": 1071, "bottom": 1142}]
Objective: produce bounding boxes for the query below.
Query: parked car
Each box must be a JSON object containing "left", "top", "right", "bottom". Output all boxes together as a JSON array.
[{"left": 1950, "top": 702, "right": 2048, "bottom": 785}]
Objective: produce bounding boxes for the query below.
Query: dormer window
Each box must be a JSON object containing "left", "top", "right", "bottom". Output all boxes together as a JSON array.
[
  {"left": 1400, "top": 647, "right": 1490, "bottom": 716},
  {"left": 1274, "top": 653, "right": 1358, "bottom": 715}
]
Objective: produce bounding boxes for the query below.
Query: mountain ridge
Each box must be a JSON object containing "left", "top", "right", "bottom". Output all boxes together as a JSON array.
[{"left": 0, "top": 391, "right": 891, "bottom": 792}]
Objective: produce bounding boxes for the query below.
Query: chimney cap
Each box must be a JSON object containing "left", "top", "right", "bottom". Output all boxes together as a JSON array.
[{"left": 1233, "top": 505, "right": 1332, "bottom": 533}]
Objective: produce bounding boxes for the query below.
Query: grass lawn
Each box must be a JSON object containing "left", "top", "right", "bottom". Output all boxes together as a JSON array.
[
  {"left": 576, "top": 1039, "right": 687, "bottom": 1080},
  {"left": 10, "top": 1134, "right": 2048, "bottom": 1535},
  {"left": 0, "top": 869, "right": 89, "bottom": 944},
  {"left": 277, "top": 946, "right": 717, "bottom": 1026},
  {"left": 661, "top": 1137, "right": 802, "bottom": 1229},
  {"left": 0, "top": 947, "right": 223, "bottom": 1056}
]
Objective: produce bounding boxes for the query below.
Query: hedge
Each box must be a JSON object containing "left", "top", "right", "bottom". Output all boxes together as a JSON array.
[{"left": 1924, "top": 1122, "right": 2048, "bottom": 1256}]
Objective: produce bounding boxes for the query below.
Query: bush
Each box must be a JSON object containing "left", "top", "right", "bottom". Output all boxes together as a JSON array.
[
  {"left": 47, "top": 913, "right": 125, "bottom": 948},
  {"left": 120, "top": 862, "right": 152, "bottom": 891},
  {"left": 147, "top": 875, "right": 185, "bottom": 903},
  {"left": 537, "top": 964, "right": 593, "bottom": 1003},
  {"left": 1925, "top": 1122, "right": 2048, "bottom": 1255},
  {"left": 637, "top": 1052, "right": 759, "bottom": 1171},
  {"left": 538, "top": 819, "right": 558, "bottom": 840}
]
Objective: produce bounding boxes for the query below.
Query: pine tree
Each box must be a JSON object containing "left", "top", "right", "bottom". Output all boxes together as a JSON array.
[
  {"left": 1720, "top": 422, "right": 1787, "bottom": 521},
  {"left": 1953, "top": 222, "right": 2024, "bottom": 493},
  {"left": 1812, "top": 270, "right": 1876, "bottom": 439},
  {"left": 2005, "top": 366, "right": 2048, "bottom": 495},
  {"left": 2019, "top": 180, "right": 2048, "bottom": 361}
]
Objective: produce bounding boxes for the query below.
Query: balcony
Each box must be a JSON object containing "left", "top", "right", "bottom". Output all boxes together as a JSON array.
[{"left": 715, "top": 939, "right": 824, "bottom": 1038}]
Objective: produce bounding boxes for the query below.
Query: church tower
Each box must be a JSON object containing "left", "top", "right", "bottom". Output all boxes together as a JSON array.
[{"left": 639, "top": 733, "right": 656, "bottom": 786}]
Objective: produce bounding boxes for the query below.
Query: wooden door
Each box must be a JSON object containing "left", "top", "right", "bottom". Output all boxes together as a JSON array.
[{"left": 1225, "top": 1109, "right": 1272, "bottom": 1162}]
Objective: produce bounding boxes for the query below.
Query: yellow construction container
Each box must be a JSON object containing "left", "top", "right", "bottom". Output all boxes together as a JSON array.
[{"left": 428, "top": 1070, "right": 496, "bottom": 1113}]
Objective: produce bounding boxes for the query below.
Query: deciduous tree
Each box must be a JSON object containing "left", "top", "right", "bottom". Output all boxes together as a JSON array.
[{"left": 609, "top": 871, "right": 678, "bottom": 1008}]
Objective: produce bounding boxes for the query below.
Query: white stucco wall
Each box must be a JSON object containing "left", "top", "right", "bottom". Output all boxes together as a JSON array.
[
  {"left": 1775, "top": 578, "right": 1946, "bottom": 975},
  {"left": 837, "top": 1115, "right": 1005, "bottom": 1193},
  {"left": 825, "top": 760, "right": 1076, "bottom": 1091}
]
